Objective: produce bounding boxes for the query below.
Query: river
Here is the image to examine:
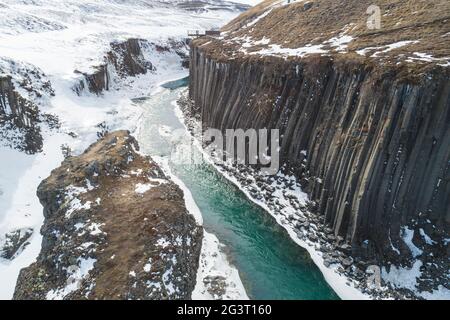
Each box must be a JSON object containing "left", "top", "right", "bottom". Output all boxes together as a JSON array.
[{"left": 135, "top": 78, "right": 339, "bottom": 300}]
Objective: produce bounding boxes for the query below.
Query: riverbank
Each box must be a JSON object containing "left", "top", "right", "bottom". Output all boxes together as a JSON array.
[
  {"left": 149, "top": 156, "right": 249, "bottom": 300},
  {"left": 173, "top": 88, "right": 450, "bottom": 300},
  {"left": 133, "top": 83, "right": 339, "bottom": 299},
  {"left": 134, "top": 87, "right": 249, "bottom": 300}
]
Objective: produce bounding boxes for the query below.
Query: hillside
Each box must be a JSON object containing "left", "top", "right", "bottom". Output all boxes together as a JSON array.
[
  {"left": 195, "top": 0, "right": 450, "bottom": 74},
  {"left": 0, "top": 0, "right": 251, "bottom": 299}
]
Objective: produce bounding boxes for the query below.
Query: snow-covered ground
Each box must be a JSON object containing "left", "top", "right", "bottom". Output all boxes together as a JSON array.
[{"left": 0, "top": 0, "right": 253, "bottom": 299}]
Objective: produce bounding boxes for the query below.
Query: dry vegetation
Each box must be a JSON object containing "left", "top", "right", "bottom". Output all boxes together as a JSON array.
[
  {"left": 14, "top": 131, "right": 202, "bottom": 300},
  {"left": 194, "top": 0, "right": 450, "bottom": 73}
]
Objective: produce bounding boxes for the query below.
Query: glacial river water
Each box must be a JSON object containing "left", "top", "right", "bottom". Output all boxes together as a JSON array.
[{"left": 135, "top": 79, "right": 339, "bottom": 300}]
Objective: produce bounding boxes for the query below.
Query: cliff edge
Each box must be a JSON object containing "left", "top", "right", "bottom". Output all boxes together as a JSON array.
[{"left": 13, "top": 131, "right": 203, "bottom": 299}]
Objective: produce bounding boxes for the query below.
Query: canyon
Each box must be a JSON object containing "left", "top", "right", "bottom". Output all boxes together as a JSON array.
[
  {"left": 188, "top": 0, "right": 450, "bottom": 296},
  {"left": 0, "top": 0, "right": 449, "bottom": 300},
  {"left": 0, "top": 0, "right": 251, "bottom": 300},
  {"left": 14, "top": 130, "right": 203, "bottom": 299}
]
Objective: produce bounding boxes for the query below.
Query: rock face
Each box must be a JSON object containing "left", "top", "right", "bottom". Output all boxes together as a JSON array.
[
  {"left": 0, "top": 228, "right": 33, "bottom": 260},
  {"left": 13, "top": 131, "right": 203, "bottom": 300},
  {"left": 188, "top": 0, "right": 450, "bottom": 269},
  {"left": 73, "top": 38, "right": 189, "bottom": 95},
  {"left": 0, "top": 76, "right": 42, "bottom": 152},
  {"left": 73, "top": 39, "right": 154, "bottom": 95},
  {"left": 0, "top": 60, "right": 55, "bottom": 153}
]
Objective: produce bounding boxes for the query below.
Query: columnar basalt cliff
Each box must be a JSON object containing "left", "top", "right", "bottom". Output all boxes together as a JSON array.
[
  {"left": 0, "top": 61, "right": 55, "bottom": 153},
  {"left": 13, "top": 131, "right": 203, "bottom": 299},
  {"left": 188, "top": 0, "right": 450, "bottom": 290}
]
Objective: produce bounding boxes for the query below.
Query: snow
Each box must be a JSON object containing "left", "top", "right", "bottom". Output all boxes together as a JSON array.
[
  {"left": 326, "top": 35, "right": 354, "bottom": 52},
  {"left": 135, "top": 182, "right": 156, "bottom": 194},
  {"left": 356, "top": 40, "right": 419, "bottom": 57},
  {"left": 420, "top": 285, "right": 450, "bottom": 300},
  {"left": 237, "top": 0, "right": 264, "bottom": 5},
  {"left": 381, "top": 260, "right": 423, "bottom": 291},
  {"left": 390, "top": 237, "right": 400, "bottom": 255},
  {"left": 0, "top": 132, "right": 66, "bottom": 299},
  {"left": 162, "top": 266, "right": 177, "bottom": 295},
  {"left": 46, "top": 257, "right": 96, "bottom": 300},
  {"left": 74, "top": 222, "right": 84, "bottom": 231},
  {"left": 355, "top": 42, "right": 447, "bottom": 66},
  {"left": 0, "top": 0, "right": 248, "bottom": 76},
  {"left": 253, "top": 43, "right": 327, "bottom": 58},
  {"left": 245, "top": 6, "right": 274, "bottom": 28},
  {"left": 158, "top": 125, "right": 173, "bottom": 138},
  {"left": 401, "top": 226, "right": 423, "bottom": 258},
  {"left": 413, "top": 52, "right": 435, "bottom": 62},
  {"left": 419, "top": 228, "right": 436, "bottom": 245},
  {"left": 64, "top": 186, "right": 92, "bottom": 218},
  {"left": 233, "top": 33, "right": 353, "bottom": 58},
  {"left": 143, "top": 259, "right": 152, "bottom": 272},
  {"left": 192, "top": 231, "right": 249, "bottom": 300},
  {"left": 0, "top": 0, "right": 250, "bottom": 299},
  {"left": 156, "top": 237, "right": 171, "bottom": 248},
  {"left": 87, "top": 222, "right": 104, "bottom": 236},
  {"left": 405, "top": 52, "right": 450, "bottom": 65},
  {"left": 150, "top": 155, "right": 248, "bottom": 299}
]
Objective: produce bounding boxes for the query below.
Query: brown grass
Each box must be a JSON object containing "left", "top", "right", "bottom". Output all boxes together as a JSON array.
[{"left": 194, "top": 0, "right": 450, "bottom": 73}]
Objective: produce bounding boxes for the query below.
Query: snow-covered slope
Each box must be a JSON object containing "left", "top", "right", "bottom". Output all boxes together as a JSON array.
[
  {"left": 0, "top": 0, "right": 252, "bottom": 299},
  {"left": 188, "top": 0, "right": 450, "bottom": 300},
  {"left": 0, "top": 0, "right": 250, "bottom": 74},
  {"left": 212, "top": 0, "right": 450, "bottom": 68}
]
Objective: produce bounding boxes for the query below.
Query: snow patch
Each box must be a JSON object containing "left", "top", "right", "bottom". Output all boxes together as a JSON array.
[
  {"left": 382, "top": 260, "right": 423, "bottom": 291},
  {"left": 401, "top": 227, "right": 422, "bottom": 258},
  {"left": 46, "top": 257, "right": 96, "bottom": 300},
  {"left": 192, "top": 231, "right": 249, "bottom": 300}
]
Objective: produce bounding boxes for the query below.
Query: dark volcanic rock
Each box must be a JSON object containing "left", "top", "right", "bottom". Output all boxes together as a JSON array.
[
  {"left": 189, "top": 43, "right": 450, "bottom": 267},
  {"left": 0, "top": 76, "right": 43, "bottom": 153},
  {"left": 73, "top": 38, "right": 189, "bottom": 95},
  {"left": 0, "top": 228, "right": 33, "bottom": 260},
  {"left": 187, "top": 0, "right": 450, "bottom": 296},
  {"left": 73, "top": 38, "right": 154, "bottom": 95},
  {"left": 0, "top": 59, "right": 57, "bottom": 153},
  {"left": 13, "top": 131, "right": 203, "bottom": 300}
]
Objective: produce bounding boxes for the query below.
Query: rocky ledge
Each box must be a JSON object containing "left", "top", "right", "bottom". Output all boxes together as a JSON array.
[{"left": 13, "top": 130, "right": 203, "bottom": 300}]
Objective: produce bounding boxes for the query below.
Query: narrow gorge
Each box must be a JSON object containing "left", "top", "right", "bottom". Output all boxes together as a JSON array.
[
  {"left": 0, "top": 0, "right": 449, "bottom": 301},
  {"left": 187, "top": 0, "right": 450, "bottom": 297}
]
